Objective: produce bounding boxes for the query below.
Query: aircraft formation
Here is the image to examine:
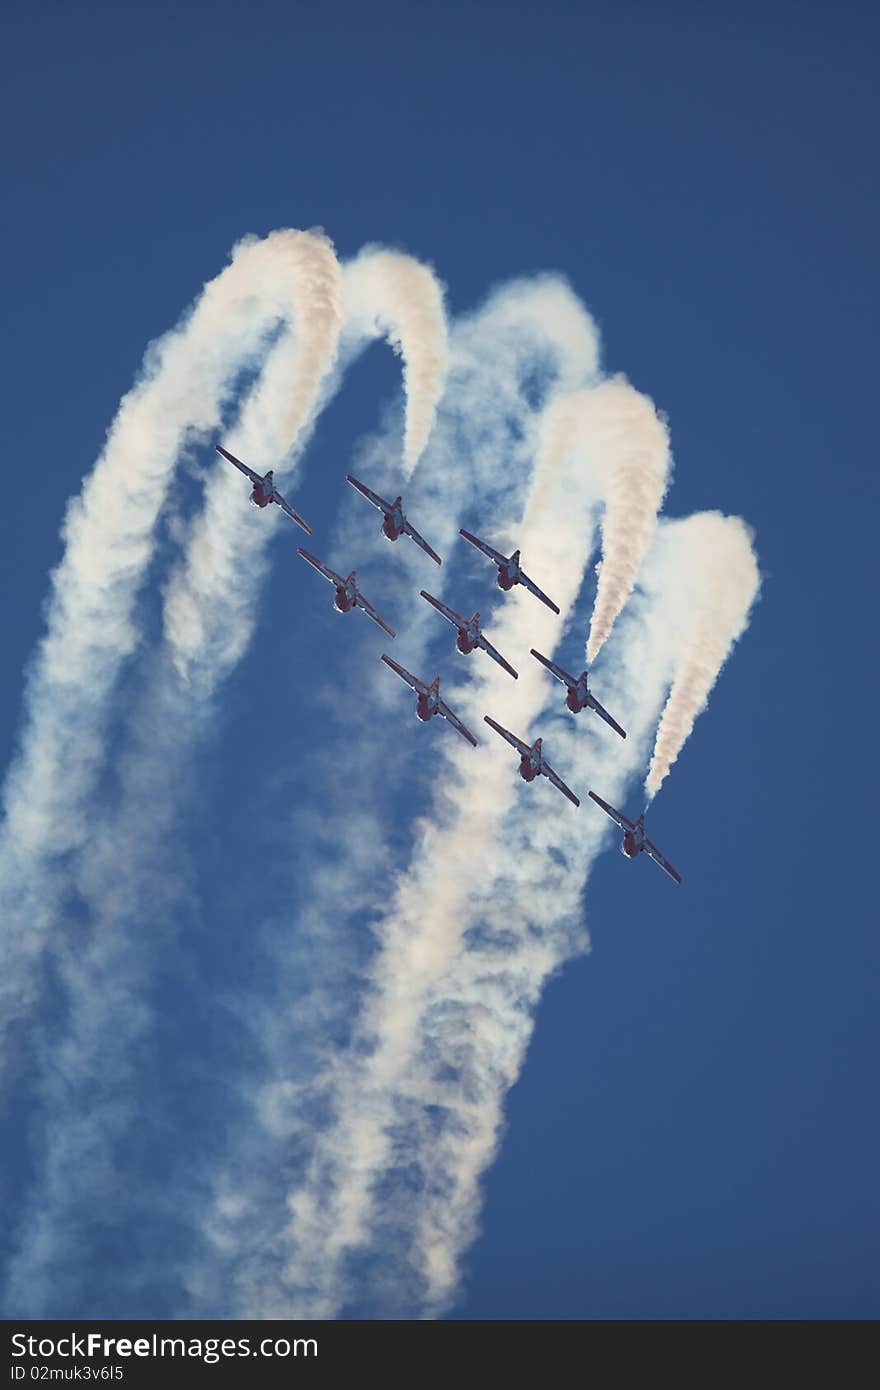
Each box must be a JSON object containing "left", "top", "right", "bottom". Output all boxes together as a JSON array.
[{"left": 219, "top": 443, "right": 682, "bottom": 886}]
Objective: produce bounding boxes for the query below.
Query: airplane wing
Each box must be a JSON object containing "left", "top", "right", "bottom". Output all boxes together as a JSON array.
[
  {"left": 380, "top": 653, "right": 428, "bottom": 695},
  {"left": 586, "top": 692, "right": 627, "bottom": 740},
  {"left": 215, "top": 444, "right": 261, "bottom": 485},
  {"left": 587, "top": 790, "right": 635, "bottom": 832},
  {"left": 346, "top": 473, "right": 393, "bottom": 514},
  {"left": 274, "top": 491, "right": 313, "bottom": 534},
  {"left": 541, "top": 762, "right": 581, "bottom": 807},
  {"left": 419, "top": 590, "right": 463, "bottom": 628},
  {"left": 459, "top": 529, "right": 508, "bottom": 566},
  {"left": 297, "top": 548, "right": 344, "bottom": 588},
  {"left": 483, "top": 715, "right": 531, "bottom": 758},
  {"left": 644, "top": 839, "right": 683, "bottom": 885},
  {"left": 517, "top": 569, "right": 560, "bottom": 615},
  {"left": 530, "top": 648, "right": 575, "bottom": 688},
  {"left": 356, "top": 594, "right": 396, "bottom": 639},
  {"left": 403, "top": 521, "right": 442, "bottom": 566},
  {"left": 477, "top": 633, "right": 518, "bottom": 679},
  {"left": 438, "top": 700, "right": 478, "bottom": 747}
]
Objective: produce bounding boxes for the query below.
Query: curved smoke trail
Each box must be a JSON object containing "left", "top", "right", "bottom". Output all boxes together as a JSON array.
[
  {"left": 163, "top": 230, "right": 343, "bottom": 687},
  {"left": 0, "top": 229, "right": 338, "bottom": 1046},
  {"left": 0, "top": 231, "right": 344, "bottom": 1313},
  {"left": 645, "top": 512, "right": 760, "bottom": 801},
  {"left": 344, "top": 247, "right": 449, "bottom": 474},
  {"left": 583, "top": 375, "right": 670, "bottom": 663}
]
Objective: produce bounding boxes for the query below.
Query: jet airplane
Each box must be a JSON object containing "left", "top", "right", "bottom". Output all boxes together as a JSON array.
[
  {"left": 587, "top": 792, "right": 682, "bottom": 884},
  {"left": 420, "top": 591, "right": 518, "bottom": 679},
  {"left": 380, "top": 655, "right": 477, "bottom": 746},
  {"left": 483, "top": 716, "right": 579, "bottom": 806},
  {"left": 530, "top": 650, "right": 626, "bottom": 737},
  {"left": 458, "top": 530, "right": 559, "bottom": 613},
  {"left": 215, "top": 444, "right": 312, "bottom": 534},
  {"left": 297, "top": 549, "right": 396, "bottom": 638},
  {"left": 346, "top": 475, "right": 442, "bottom": 565}
]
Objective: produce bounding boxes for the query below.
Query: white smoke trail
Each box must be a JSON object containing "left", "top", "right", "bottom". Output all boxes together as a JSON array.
[
  {"left": 0, "top": 228, "right": 339, "bottom": 1045},
  {"left": 343, "top": 247, "right": 449, "bottom": 473},
  {"left": 1, "top": 322, "right": 346, "bottom": 1316},
  {"left": 163, "top": 234, "right": 343, "bottom": 689},
  {"left": 521, "top": 377, "right": 670, "bottom": 650},
  {"left": 645, "top": 511, "right": 760, "bottom": 801},
  {"left": 0, "top": 232, "right": 344, "bottom": 1313},
  {"left": 582, "top": 375, "right": 670, "bottom": 663}
]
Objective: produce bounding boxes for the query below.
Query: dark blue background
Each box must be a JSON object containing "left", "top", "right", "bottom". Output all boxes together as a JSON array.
[{"left": 1, "top": 1, "right": 877, "bottom": 1317}]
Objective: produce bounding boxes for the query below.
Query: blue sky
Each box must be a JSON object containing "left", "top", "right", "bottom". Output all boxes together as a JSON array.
[{"left": 1, "top": 1, "right": 877, "bottom": 1318}]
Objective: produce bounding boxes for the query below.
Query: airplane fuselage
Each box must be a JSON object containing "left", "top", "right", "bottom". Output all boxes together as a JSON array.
[
  {"left": 416, "top": 682, "right": 441, "bottom": 722},
  {"left": 497, "top": 564, "right": 520, "bottom": 591},
  {"left": 335, "top": 573, "right": 359, "bottom": 611},
  {"left": 249, "top": 469, "right": 275, "bottom": 508},
  {"left": 416, "top": 694, "right": 437, "bottom": 721},
  {"left": 496, "top": 550, "right": 522, "bottom": 590},
  {"left": 566, "top": 677, "right": 590, "bottom": 713},
  {"left": 622, "top": 819, "right": 647, "bottom": 858},
  {"left": 455, "top": 617, "right": 480, "bottom": 653},
  {"left": 518, "top": 740, "right": 543, "bottom": 781},
  {"left": 381, "top": 499, "right": 406, "bottom": 541}
]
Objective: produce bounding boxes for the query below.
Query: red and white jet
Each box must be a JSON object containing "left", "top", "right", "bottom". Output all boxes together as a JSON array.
[
  {"left": 459, "top": 530, "right": 559, "bottom": 614},
  {"left": 420, "top": 591, "right": 518, "bottom": 679},
  {"left": 380, "top": 655, "right": 478, "bottom": 746},
  {"left": 346, "top": 474, "right": 442, "bottom": 565},
  {"left": 588, "top": 791, "right": 682, "bottom": 884},
  {"left": 297, "top": 549, "right": 396, "bottom": 638},
  {"left": 216, "top": 444, "right": 312, "bottom": 534},
  {"left": 530, "top": 649, "right": 626, "bottom": 738},
  {"left": 483, "top": 716, "right": 580, "bottom": 806}
]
